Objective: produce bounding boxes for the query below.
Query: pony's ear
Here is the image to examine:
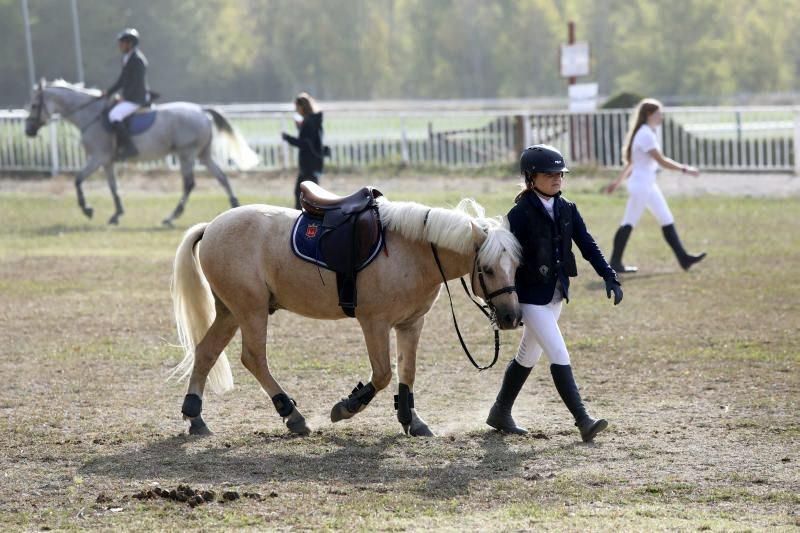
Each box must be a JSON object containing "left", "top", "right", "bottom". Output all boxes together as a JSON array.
[{"left": 470, "top": 221, "right": 488, "bottom": 251}]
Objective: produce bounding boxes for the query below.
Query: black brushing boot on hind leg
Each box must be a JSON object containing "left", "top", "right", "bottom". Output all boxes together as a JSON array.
[
  {"left": 182, "top": 393, "right": 211, "bottom": 435},
  {"left": 662, "top": 224, "right": 706, "bottom": 271},
  {"left": 550, "top": 364, "right": 607, "bottom": 442},
  {"left": 272, "top": 393, "right": 309, "bottom": 435},
  {"left": 486, "top": 359, "right": 532, "bottom": 434},
  {"left": 609, "top": 224, "right": 638, "bottom": 273}
]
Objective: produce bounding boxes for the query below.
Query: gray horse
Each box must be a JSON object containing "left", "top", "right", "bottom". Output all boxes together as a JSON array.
[{"left": 24, "top": 79, "right": 259, "bottom": 225}]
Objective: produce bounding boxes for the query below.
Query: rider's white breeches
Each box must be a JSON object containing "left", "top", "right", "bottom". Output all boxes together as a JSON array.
[
  {"left": 514, "top": 301, "right": 570, "bottom": 368},
  {"left": 109, "top": 101, "right": 140, "bottom": 122},
  {"left": 621, "top": 180, "right": 674, "bottom": 227}
]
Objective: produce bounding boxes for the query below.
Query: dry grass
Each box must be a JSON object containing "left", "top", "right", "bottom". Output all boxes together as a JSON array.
[{"left": 0, "top": 171, "right": 798, "bottom": 531}]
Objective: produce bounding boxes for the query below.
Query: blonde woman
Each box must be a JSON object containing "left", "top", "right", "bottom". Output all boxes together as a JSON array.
[
  {"left": 606, "top": 99, "right": 705, "bottom": 272},
  {"left": 282, "top": 92, "right": 326, "bottom": 209}
]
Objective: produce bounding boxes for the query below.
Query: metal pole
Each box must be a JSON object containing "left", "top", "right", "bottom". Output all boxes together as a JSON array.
[
  {"left": 567, "top": 21, "right": 576, "bottom": 86},
  {"left": 21, "top": 0, "right": 36, "bottom": 88},
  {"left": 793, "top": 107, "right": 800, "bottom": 176},
  {"left": 70, "top": 0, "right": 85, "bottom": 83}
]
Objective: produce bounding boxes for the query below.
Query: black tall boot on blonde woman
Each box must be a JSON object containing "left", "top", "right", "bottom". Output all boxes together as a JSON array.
[
  {"left": 662, "top": 224, "right": 706, "bottom": 271},
  {"left": 550, "top": 364, "right": 607, "bottom": 442},
  {"left": 486, "top": 359, "right": 532, "bottom": 434},
  {"left": 609, "top": 224, "right": 638, "bottom": 273}
]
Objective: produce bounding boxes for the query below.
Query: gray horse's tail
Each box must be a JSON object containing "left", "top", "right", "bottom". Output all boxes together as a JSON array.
[
  {"left": 169, "top": 223, "right": 234, "bottom": 394},
  {"left": 205, "top": 107, "right": 259, "bottom": 170}
]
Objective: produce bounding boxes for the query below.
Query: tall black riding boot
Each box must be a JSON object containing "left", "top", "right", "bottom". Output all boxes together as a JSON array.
[
  {"left": 662, "top": 224, "right": 706, "bottom": 271},
  {"left": 550, "top": 364, "right": 607, "bottom": 442},
  {"left": 112, "top": 122, "right": 138, "bottom": 160},
  {"left": 609, "top": 224, "right": 638, "bottom": 273},
  {"left": 486, "top": 359, "right": 532, "bottom": 434}
]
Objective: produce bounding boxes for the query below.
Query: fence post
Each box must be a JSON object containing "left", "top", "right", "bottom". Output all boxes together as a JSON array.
[
  {"left": 794, "top": 107, "right": 800, "bottom": 176},
  {"left": 400, "top": 116, "right": 409, "bottom": 164},
  {"left": 522, "top": 114, "right": 532, "bottom": 150},
  {"left": 49, "top": 120, "right": 59, "bottom": 176}
]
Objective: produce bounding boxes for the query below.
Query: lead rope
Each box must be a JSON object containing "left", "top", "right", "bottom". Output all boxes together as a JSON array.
[{"left": 430, "top": 243, "right": 500, "bottom": 371}]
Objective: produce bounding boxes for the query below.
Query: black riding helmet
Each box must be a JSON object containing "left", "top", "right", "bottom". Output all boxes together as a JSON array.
[
  {"left": 520, "top": 144, "right": 570, "bottom": 175},
  {"left": 117, "top": 28, "right": 140, "bottom": 46}
]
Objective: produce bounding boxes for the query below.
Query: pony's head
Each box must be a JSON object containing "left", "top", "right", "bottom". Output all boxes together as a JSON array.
[
  {"left": 25, "top": 79, "right": 103, "bottom": 137},
  {"left": 461, "top": 200, "right": 522, "bottom": 330}
]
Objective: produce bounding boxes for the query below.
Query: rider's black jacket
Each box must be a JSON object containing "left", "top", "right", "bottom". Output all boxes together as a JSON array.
[
  {"left": 283, "top": 111, "right": 325, "bottom": 176},
  {"left": 107, "top": 48, "right": 149, "bottom": 105},
  {"left": 507, "top": 190, "right": 617, "bottom": 305}
]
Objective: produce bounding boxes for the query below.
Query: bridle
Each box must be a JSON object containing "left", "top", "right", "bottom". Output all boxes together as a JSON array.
[
  {"left": 430, "top": 242, "right": 516, "bottom": 371},
  {"left": 27, "top": 86, "right": 105, "bottom": 134},
  {"left": 26, "top": 89, "right": 47, "bottom": 132}
]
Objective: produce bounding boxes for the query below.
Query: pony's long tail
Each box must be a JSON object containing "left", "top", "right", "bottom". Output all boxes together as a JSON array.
[
  {"left": 205, "top": 107, "right": 259, "bottom": 170},
  {"left": 169, "top": 223, "right": 234, "bottom": 394}
]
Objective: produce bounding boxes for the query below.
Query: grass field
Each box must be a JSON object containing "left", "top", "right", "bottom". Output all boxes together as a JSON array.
[{"left": 0, "top": 171, "right": 798, "bottom": 531}]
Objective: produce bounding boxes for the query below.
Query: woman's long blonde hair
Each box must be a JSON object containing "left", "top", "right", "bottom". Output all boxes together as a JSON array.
[
  {"left": 294, "top": 92, "right": 319, "bottom": 116},
  {"left": 622, "top": 98, "right": 662, "bottom": 164}
]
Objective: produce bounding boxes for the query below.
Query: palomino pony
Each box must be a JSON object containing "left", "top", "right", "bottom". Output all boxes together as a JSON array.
[
  {"left": 170, "top": 195, "right": 522, "bottom": 437},
  {"left": 24, "top": 79, "right": 258, "bottom": 225}
]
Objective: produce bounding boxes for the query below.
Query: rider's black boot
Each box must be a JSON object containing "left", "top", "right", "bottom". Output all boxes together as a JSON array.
[
  {"left": 550, "top": 364, "right": 608, "bottom": 442},
  {"left": 609, "top": 224, "right": 638, "bottom": 273},
  {"left": 486, "top": 359, "right": 532, "bottom": 434},
  {"left": 662, "top": 224, "right": 706, "bottom": 271},
  {"left": 112, "top": 121, "right": 138, "bottom": 160}
]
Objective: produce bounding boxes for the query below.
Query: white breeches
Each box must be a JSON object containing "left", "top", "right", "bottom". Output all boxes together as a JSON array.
[
  {"left": 621, "top": 180, "right": 675, "bottom": 227},
  {"left": 514, "top": 301, "right": 570, "bottom": 368},
  {"left": 109, "top": 101, "right": 140, "bottom": 123}
]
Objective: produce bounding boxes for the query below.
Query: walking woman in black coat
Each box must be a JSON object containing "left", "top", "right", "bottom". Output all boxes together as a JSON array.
[
  {"left": 282, "top": 92, "right": 326, "bottom": 209},
  {"left": 486, "top": 145, "right": 622, "bottom": 442}
]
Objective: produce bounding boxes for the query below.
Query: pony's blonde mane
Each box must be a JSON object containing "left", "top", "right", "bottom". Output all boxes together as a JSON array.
[
  {"left": 46, "top": 79, "right": 103, "bottom": 98},
  {"left": 378, "top": 198, "right": 521, "bottom": 265}
]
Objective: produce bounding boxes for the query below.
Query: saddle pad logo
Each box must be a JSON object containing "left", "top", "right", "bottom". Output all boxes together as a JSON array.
[{"left": 305, "top": 223, "right": 319, "bottom": 239}]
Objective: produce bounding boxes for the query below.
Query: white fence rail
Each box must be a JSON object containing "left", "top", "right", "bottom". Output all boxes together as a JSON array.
[{"left": 1, "top": 105, "right": 798, "bottom": 175}]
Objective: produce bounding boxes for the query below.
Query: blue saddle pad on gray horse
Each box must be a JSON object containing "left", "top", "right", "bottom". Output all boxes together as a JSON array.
[
  {"left": 291, "top": 212, "right": 384, "bottom": 272},
  {"left": 103, "top": 110, "right": 158, "bottom": 135}
]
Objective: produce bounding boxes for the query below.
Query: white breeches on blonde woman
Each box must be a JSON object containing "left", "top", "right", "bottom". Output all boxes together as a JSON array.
[
  {"left": 621, "top": 180, "right": 674, "bottom": 227},
  {"left": 108, "top": 100, "right": 140, "bottom": 123},
  {"left": 514, "top": 301, "right": 570, "bottom": 368}
]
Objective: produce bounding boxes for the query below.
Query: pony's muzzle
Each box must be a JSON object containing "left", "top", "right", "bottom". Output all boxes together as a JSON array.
[{"left": 495, "top": 305, "right": 521, "bottom": 330}]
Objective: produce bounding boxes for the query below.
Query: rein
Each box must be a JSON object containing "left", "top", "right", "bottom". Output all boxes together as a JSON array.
[{"left": 430, "top": 243, "right": 502, "bottom": 371}]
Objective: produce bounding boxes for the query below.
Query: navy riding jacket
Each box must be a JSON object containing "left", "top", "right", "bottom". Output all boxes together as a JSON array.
[
  {"left": 507, "top": 191, "right": 617, "bottom": 305},
  {"left": 107, "top": 48, "right": 150, "bottom": 105}
]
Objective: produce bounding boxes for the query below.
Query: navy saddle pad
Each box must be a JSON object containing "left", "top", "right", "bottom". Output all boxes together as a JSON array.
[
  {"left": 291, "top": 212, "right": 384, "bottom": 272},
  {"left": 104, "top": 110, "right": 158, "bottom": 135}
]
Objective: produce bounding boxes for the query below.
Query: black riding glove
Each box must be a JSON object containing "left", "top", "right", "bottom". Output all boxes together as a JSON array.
[{"left": 605, "top": 278, "right": 623, "bottom": 305}]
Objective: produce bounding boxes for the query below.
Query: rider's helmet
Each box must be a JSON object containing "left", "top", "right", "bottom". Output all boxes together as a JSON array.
[
  {"left": 116, "top": 28, "right": 140, "bottom": 46},
  {"left": 519, "top": 144, "right": 570, "bottom": 176}
]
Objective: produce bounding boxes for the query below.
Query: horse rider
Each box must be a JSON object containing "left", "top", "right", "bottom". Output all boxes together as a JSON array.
[{"left": 102, "top": 28, "right": 150, "bottom": 160}]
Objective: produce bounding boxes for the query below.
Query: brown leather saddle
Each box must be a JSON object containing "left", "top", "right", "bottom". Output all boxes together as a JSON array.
[{"left": 299, "top": 181, "right": 384, "bottom": 317}]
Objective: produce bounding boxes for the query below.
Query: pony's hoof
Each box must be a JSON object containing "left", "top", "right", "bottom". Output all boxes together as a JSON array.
[
  {"left": 162, "top": 219, "right": 175, "bottom": 229},
  {"left": 108, "top": 216, "right": 119, "bottom": 225},
  {"left": 409, "top": 422, "right": 434, "bottom": 437},
  {"left": 230, "top": 197, "right": 240, "bottom": 208},
  {"left": 188, "top": 416, "right": 212, "bottom": 436},
  {"left": 82, "top": 206, "right": 94, "bottom": 219},
  {"left": 330, "top": 401, "right": 358, "bottom": 423},
  {"left": 286, "top": 413, "right": 311, "bottom": 436}
]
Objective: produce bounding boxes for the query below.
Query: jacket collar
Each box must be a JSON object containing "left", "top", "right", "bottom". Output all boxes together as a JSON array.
[{"left": 524, "top": 191, "right": 561, "bottom": 225}]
